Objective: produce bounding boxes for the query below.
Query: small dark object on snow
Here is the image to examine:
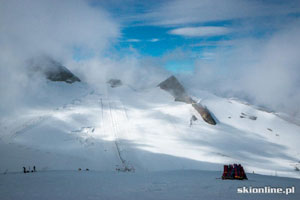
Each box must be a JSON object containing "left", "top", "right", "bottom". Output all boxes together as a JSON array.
[
  {"left": 249, "top": 116, "right": 257, "bottom": 120},
  {"left": 116, "top": 166, "right": 135, "bottom": 172},
  {"left": 78, "top": 168, "right": 82, "bottom": 171},
  {"left": 267, "top": 128, "right": 273, "bottom": 132},
  {"left": 191, "top": 115, "right": 197, "bottom": 121},
  {"left": 240, "top": 112, "right": 257, "bottom": 120},
  {"left": 86, "top": 168, "right": 89, "bottom": 171},
  {"left": 222, "top": 164, "right": 247, "bottom": 180},
  {"left": 107, "top": 79, "right": 122, "bottom": 88},
  {"left": 190, "top": 115, "right": 198, "bottom": 126},
  {"left": 33, "top": 166, "right": 36, "bottom": 172},
  {"left": 23, "top": 167, "right": 26, "bottom": 174}
]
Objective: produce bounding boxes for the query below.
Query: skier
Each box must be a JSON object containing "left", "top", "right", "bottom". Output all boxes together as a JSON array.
[
  {"left": 33, "top": 166, "right": 36, "bottom": 172},
  {"left": 23, "top": 167, "right": 26, "bottom": 174}
]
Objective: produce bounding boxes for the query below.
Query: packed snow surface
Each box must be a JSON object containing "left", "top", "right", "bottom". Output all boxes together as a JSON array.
[{"left": 1, "top": 170, "right": 300, "bottom": 200}]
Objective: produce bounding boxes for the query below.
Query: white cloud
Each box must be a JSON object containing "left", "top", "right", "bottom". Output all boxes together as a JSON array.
[
  {"left": 68, "top": 55, "right": 168, "bottom": 90},
  {"left": 169, "top": 26, "right": 231, "bottom": 37},
  {"left": 0, "top": 0, "right": 120, "bottom": 113},
  {"left": 0, "top": 0, "right": 119, "bottom": 58},
  {"left": 141, "top": 0, "right": 300, "bottom": 26},
  {"left": 124, "top": 38, "right": 160, "bottom": 42},
  {"left": 182, "top": 20, "right": 300, "bottom": 118},
  {"left": 149, "top": 38, "right": 159, "bottom": 42},
  {"left": 126, "top": 39, "right": 141, "bottom": 42}
]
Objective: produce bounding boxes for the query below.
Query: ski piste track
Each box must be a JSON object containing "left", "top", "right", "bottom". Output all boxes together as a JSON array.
[{"left": 105, "top": 84, "right": 135, "bottom": 172}]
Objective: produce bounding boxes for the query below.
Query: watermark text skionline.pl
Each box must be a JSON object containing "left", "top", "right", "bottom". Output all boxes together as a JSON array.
[{"left": 237, "top": 186, "right": 295, "bottom": 195}]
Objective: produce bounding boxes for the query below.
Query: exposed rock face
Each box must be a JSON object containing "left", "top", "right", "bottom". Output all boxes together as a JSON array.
[
  {"left": 158, "top": 75, "right": 194, "bottom": 103},
  {"left": 28, "top": 56, "right": 80, "bottom": 83},
  {"left": 158, "top": 76, "right": 216, "bottom": 125},
  {"left": 107, "top": 79, "right": 122, "bottom": 88},
  {"left": 192, "top": 103, "right": 216, "bottom": 125}
]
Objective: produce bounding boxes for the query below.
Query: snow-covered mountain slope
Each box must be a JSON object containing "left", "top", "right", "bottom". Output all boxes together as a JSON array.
[{"left": 0, "top": 81, "right": 300, "bottom": 178}]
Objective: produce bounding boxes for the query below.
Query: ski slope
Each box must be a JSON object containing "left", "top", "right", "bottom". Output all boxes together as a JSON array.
[{"left": 0, "top": 81, "right": 300, "bottom": 178}]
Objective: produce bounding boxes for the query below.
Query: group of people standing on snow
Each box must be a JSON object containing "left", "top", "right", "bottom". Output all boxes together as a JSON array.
[
  {"left": 78, "top": 168, "right": 89, "bottom": 171},
  {"left": 23, "top": 166, "right": 36, "bottom": 173}
]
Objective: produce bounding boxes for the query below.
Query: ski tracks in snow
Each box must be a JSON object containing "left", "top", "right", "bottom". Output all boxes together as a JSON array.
[
  {"left": 107, "top": 99, "right": 135, "bottom": 172},
  {"left": 4, "top": 90, "right": 96, "bottom": 142},
  {"left": 98, "top": 86, "right": 135, "bottom": 172},
  {"left": 8, "top": 115, "right": 50, "bottom": 142}
]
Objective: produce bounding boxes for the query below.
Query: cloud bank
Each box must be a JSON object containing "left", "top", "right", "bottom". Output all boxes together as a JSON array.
[
  {"left": 0, "top": 0, "right": 119, "bottom": 113},
  {"left": 182, "top": 19, "right": 300, "bottom": 118}
]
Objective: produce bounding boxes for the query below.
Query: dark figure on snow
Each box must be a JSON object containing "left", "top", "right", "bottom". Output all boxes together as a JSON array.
[
  {"left": 33, "top": 166, "right": 36, "bottom": 172},
  {"left": 23, "top": 167, "right": 26, "bottom": 173}
]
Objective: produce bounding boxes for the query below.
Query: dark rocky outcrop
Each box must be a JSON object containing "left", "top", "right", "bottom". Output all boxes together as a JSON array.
[
  {"left": 28, "top": 56, "right": 80, "bottom": 83},
  {"left": 158, "top": 76, "right": 216, "bottom": 125},
  {"left": 107, "top": 79, "right": 122, "bottom": 88},
  {"left": 192, "top": 103, "right": 216, "bottom": 125},
  {"left": 158, "top": 75, "right": 194, "bottom": 103}
]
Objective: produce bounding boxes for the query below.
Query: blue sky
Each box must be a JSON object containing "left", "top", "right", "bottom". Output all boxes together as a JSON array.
[{"left": 85, "top": 0, "right": 300, "bottom": 72}]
